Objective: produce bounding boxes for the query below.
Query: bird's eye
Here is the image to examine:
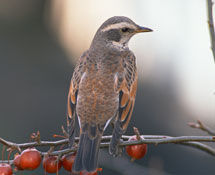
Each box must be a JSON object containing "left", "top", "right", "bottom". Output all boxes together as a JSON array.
[{"left": 121, "top": 27, "right": 129, "bottom": 32}]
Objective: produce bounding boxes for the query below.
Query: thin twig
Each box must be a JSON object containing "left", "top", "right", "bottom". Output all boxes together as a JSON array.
[
  {"left": 207, "top": 0, "right": 215, "bottom": 63},
  {"left": 188, "top": 120, "right": 215, "bottom": 136}
]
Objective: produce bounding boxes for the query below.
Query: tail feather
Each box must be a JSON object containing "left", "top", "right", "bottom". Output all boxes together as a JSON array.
[
  {"left": 72, "top": 134, "right": 85, "bottom": 172},
  {"left": 82, "top": 134, "right": 100, "bottom": 171},
  {"left": 73, "top": 133, "right": 101, "bottom": 173}
]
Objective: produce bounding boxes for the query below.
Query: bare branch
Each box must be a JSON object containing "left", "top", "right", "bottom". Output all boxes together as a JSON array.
[
  {"left": 45, "top": 137, "right": 215, "bottom": 157},
  {"left": 207, "top": 0, "right": 215, "bottom": 63},
  {"left": 1, "top": 135, "right": 215, "bottom": 150},
  {"left": 188, "top": 120, "right": 215, "bottom": 135},
  {"left": 1, "top": 134, "right": 215, "bottom": 165},
  {"left": 0, "top": 138, "right": 21, "bottom": 152}
]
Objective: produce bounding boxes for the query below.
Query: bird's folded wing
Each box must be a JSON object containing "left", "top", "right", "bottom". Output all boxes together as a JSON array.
[
  {"left": 67, "top": 51, "right": 87, "bottom": 146},
  {"left": 116, "top": 52, "right": 137, "bottom": 131},
  {"left": 68, "top": 52, "right": 87, "bottom": 119}
]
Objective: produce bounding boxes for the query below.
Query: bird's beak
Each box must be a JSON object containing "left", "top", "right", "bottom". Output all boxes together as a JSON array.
[{"left": 135, "top": 26, "right": 153, "bottom": 33}]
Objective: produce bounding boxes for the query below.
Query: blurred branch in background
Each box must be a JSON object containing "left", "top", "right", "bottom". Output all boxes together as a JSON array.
[{"left": 207, "top": 0, "right": 215, "bottom": 63}]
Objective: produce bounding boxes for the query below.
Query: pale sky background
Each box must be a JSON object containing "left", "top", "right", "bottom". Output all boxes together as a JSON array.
[{"left": 47, "top": 0, "right": 215, "bottom": 122}]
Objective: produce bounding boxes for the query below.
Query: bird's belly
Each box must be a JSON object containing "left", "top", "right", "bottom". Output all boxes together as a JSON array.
[{"left": 77, "top": 74, "right": 118, "bottom": 125}]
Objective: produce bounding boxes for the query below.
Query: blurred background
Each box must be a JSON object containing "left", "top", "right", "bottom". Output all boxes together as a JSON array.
[{"left": 0, "top": 0, "right": 214, "bottom": 174}]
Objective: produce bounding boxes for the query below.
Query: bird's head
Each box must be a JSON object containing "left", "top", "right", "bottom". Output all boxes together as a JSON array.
[{"left": 91, "top": 16, "right": 152, "bottom": 52}]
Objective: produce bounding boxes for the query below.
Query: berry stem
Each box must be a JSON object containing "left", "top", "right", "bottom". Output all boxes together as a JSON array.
[
  {"left": 1, "top": 145, "right": 5, "bottom": 161},
  {"left": 133, "top": 127, "right": 141, "bottom": 140}
]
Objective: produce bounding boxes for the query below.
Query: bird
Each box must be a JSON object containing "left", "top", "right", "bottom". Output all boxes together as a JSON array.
[{"left": 66, "top": 16, "right": 152, "bottom": 173}]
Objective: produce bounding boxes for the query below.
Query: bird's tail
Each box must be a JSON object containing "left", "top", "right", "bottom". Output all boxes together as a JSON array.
[{"left": 73, "top": 132, "right": 101, "bottom": 173}]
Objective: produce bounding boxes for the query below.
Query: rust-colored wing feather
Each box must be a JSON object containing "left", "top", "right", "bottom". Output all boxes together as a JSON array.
[
  {"left": 67, "top": 52, "right": 87, "bottom": 147},
  {"left": 109, "top": 52, "right": 137, "bottom": 155},
  {"left": 118, "top": 52, "right": 137, "bottom": 131}
]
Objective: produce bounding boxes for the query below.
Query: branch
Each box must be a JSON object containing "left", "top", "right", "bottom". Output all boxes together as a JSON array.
[
  {"left": 1, "top": 134, "right": 215, "bottom": 165},
  {"left": 207, "top": 0, "right": 215, "bottom": 63},
  {"left": 188, "top": 120, "right": 215, "bottom": 135}
]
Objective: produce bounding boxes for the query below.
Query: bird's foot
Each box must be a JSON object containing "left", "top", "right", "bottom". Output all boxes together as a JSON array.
[{"left": 109, "top": 139, "right": 123, "bottom": 157}]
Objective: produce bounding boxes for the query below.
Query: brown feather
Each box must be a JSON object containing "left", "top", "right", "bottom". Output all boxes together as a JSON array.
[
  {"left": 67, "top": 51, "right": 88, "bottom": 149},
  {"left": 109, "top": 52, "right": 137, "bottom": 156},
  {"left": 117, "top": 52, "right": 137, "bottom": 131},
  {"left": 120, "top": 92, "right": 129, "bottom": 107}
]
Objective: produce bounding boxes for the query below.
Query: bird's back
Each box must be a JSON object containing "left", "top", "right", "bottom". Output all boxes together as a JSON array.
[{"left": 77, "top": 52, "right": 123, "bottom": 128}]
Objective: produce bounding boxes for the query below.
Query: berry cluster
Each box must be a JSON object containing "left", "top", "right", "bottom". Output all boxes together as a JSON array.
[
  {"left": 0, "top": 148, "right": 103, "bottom": 174},
  {"left": 0, "top": 135, "right": 147, "bottom": 174}
]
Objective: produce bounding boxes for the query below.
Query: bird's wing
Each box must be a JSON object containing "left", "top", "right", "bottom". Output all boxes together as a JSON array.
[
  {"left": 117, "top": 52, "right": 137, "bottom": 131},
  {"left": 67, "top": 51, "right": 87, "bottom": 147},
  {"left": 110, "top": 52, "right": 137, "bottom": 155}
]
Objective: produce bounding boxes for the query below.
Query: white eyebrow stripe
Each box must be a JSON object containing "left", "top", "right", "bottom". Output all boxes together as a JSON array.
[{"left": 101, "top": 22, "right": 137, "bottom": 32}]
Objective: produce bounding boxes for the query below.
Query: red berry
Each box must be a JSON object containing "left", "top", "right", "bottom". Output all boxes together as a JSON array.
[
  {"left": 43, "top": 156, "right": 62, "bottom": 173},
  {"left": 126, "top": 135, "right": 147, "bottom": 160},
  {"left": 13, "top": 154, "right": 23, "bottom": 170},
  {"left": 20, "top": 148, "right": 41, "bottom": 170},
  {"left": 62, "top": 152, "right": 76, "bottom": 172},
  {"left": 0, "top": 163, "right": 12, "bottom": 175}
]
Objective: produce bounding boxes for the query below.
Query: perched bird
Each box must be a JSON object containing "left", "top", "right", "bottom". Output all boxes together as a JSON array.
[{"left": 67, "top": 16, "right": 152, "bottom": 173}]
